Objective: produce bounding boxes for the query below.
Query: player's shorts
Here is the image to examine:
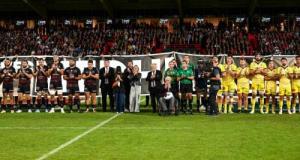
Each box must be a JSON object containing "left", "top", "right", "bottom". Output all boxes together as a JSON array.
[
  {"left": 265, "top": 81, "right": 277, "bottom": 95},
  {"left": 251, "top": 79, "right": 265, "bottom": 94},
  {"left": 84, "top": 84, "right": 97, "bottom": 93},
  {"left": 180, "top": 84, "right": 193, "bottom": 94},
  {"left": 223, "top": 81, "right": 236, "bottom": 94},
  {"left": 196, "top": 87, "right": 207, "bottom": 94},
  {"left": 2, "top": 83, "right": 13, "bottom": 93},
  {"left": 237, "top": 82, "right": 249, "bottom": 94},
  {"left": 36, "top": 84, "right": 49, "bottom": 92},
  {"left": 292, "top": 80, "right": 300, "bottom": 94},
  {"left": 67, "top": 86, "right": 80, "bottom": 95},
  {"left": 18, "top": 85, "right": 30, "bottom": 94},
  {"left": 279, "top": 82, "right": 292, "bottom": 96}
]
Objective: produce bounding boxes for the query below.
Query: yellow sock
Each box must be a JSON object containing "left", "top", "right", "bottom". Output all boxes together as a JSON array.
[
  {"left": 218, "top": 103, "right": 222, "bottom": 112},
  {"left": 272, "top": 104, "right": 276, "bottom": 113},
  {"left": 265, "top": 105, "right": 269, "bottom": 113},
  {"left": 279, "top": 100, "right": 283, "bottom": 109},
  {"left": 229, "top": 104, "right": 233, "bottom": 112},
  {"left": 292, "top": 103, "right": 296, "bottom": 109},
  {"left": 260, "top": 98, "right": 264, "bottom": 107},
  {"left": 251, "top": 98, "right": 256, "bottom": 110}
]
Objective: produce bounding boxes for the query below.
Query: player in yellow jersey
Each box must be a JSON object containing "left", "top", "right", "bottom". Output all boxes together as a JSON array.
[
  {"left": 236, "top": 58, "right": 250, "bottom": 113},
  {"left": 214, "top": 57, "right": 225, "bottom": 113},
  {"left": 264, "top": 60, "right": 278, "bottom": 114},
  {"left": 249, "top": 53, "right": 267, "bottom": 114},
  {"left": 292, "top": 55, "right": 300, "bottom": 113},
  {"left": 222, "top": 56, "right": 237, "bottom": 114},
  {"left": 276, "top": 57, "right": 293, "bottom": 114}
]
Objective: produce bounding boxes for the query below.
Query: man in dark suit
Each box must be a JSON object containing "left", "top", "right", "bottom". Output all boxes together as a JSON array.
[
  {"left": 146, "top": 63, "right": 162, "bottom": 113},
  {"left": 99, "top": 59, "right": 115, "bottom": 112}
]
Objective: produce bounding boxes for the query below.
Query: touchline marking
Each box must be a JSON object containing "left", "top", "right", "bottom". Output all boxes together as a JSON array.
[
  {"left": 36, "top": 114, "right": 120, "bottom": 160},
  {"left": 0, "top": 127, "right": 90, "bottom": 130}
]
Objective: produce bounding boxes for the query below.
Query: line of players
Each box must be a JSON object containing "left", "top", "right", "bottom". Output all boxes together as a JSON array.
[
  {"left": 215, "top": 54, "right": 300, "bottom": 114},
  {"left": 0, "top": 55, "right": 100, "bottom": 113},
  {"left": 0, "top": 54, "right": 299, "bottom": 114},
  {"left": 163, "top": 54, "right": 300, "bottom": 115}
]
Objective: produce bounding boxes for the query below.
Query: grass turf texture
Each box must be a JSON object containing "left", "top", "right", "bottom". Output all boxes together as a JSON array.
[{"left": 0, "top": 112, "right": 300, "bottom": 160}]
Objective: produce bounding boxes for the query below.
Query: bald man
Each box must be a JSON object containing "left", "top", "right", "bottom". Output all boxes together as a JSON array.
[{"left": 146, "top": 63, "right": 162, "bottom": 113}]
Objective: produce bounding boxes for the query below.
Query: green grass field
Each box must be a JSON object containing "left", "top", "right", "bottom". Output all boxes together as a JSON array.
[{"left": 1, "top": 111, "right": 300, "bottom": 160}]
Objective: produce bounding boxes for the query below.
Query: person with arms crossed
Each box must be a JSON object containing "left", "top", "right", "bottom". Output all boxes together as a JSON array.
[
  {"left": 276, "top": 57, "right": 293, "bottom": 114},
  {"left": 249, "top": 53, "right": 267, "bottom": 114}
]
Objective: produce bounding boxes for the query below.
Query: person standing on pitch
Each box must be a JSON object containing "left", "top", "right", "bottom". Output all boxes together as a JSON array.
[
  {"left": 128, "top": 65, "right": 142, "bottom": 112},
  {"left": 177, "top": 61, "right": 194, "bottom": 114},
  {"left": 292, "top": 55, "right": 300, "bottom": 113},
  {"left": 99, "top": 59, "right": 115, "bottom": 112},
  {"left": 276, "top": 57, "right": 293, "bottom": 114},
  {"left": 123, "top": 61, "right": 133, "bottom": 112},
  {"left": 249, "top": 53, "right": 267, "bottom": 114},
  {"left": 15, "top": 60, "right": 33, "bottom": 113},
  {"left": 48, "top": 56, "right": 65, "bottom": 113},
  {"left": 63, "top": 58, "right": 82, "bottom": 113},
  {"left": 194, "top": 59, "right": 209, "bottom": 112},
  {"left": 0, "top": 59, "right": 16, "bottom": 113},
  {"left": 208, "top": 57, "right": 221, "bottom": 115},
  {"left": 113, "top": 66, "right": 125, "bottom": 113},
  {"left": 82, "top": 60, "right": 99, "bottom": 112},
  {"left": 33, "top": 58, "right": 50, "bottom": 113},
  {"left": 146, "top": 63, "right": 162, "bottom": 113}
]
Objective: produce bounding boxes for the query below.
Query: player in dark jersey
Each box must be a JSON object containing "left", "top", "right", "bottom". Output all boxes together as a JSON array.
[
  {"left": 63, "top": 58, "right": 81, "bottom": 112},
  {"left": 0, "top": 59, "right": 16, "bottom": 113},
  {"left": 82, "top": 60, "right": 99, "bottom": 112},
  {"left": 48, "top": 55, "right": 65, "bottom": 113},
  {"left": 33, "top": 58, "right": 49, "bottom": 113},
  {"left": 15, "top": 60, "right": 33, "bottom": 113}
]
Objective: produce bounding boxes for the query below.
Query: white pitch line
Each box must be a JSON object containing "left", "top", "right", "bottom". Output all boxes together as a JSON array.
[
  {"left": 36, "top": 113, "right": 120, "bottom": 160},
  {"left": 0, "top": 127, "right": 90, "bottom": 130}
]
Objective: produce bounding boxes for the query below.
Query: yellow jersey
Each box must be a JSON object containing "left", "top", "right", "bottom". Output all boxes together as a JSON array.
[
  {"left": 236, "top": 66, "right": 249, "bottom": 85},
  {"left": 293, "top": 65, "right": 300, "bottom": 83},
  {"left": 250, "top": 61, "right": 267, "bottom": 82},
  {"left": 222, "top": 64, "right": 237, "bottom": 83},
  {"left": 265, "top": 68, "right": 277, "bottom": 82},
  {"left": 277, "top": 66, "right": 293, "bottom": 84}
]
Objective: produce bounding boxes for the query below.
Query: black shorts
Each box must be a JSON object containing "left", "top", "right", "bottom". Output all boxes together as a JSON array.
[
  {"left": 180, "top": 84, "right": 193, "bottom": 94},
  {"left": 84, "top": 84, "right": 97, "bottom": 93},
  {"left": 2, "top": 83, "right": 13, "bottom": 93},
  {"left": 50, "top": 83, "right": 63, "bottom": 90},
  {"left": 18, "top": 85, "right": 31, "bottom": 94},
  {"left": 36, "top": 84, "right": 48, "bottom": 92},
  {"left": 67, "top": 86, "right": 80, "bottom": 94}
]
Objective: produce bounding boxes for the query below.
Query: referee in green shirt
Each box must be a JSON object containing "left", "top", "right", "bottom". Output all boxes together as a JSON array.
[{"left": 177, "top": 60, "right": 194, "bottom": 114}]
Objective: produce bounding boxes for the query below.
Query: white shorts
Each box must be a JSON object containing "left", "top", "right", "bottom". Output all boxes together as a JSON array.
[{"left": 49, "top": 89, "right": 63, "bottom": 96}]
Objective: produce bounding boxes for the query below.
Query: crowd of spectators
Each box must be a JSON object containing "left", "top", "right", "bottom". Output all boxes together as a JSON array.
[{"left": 0, "top": 20, "right": 299, "bottom": 57}]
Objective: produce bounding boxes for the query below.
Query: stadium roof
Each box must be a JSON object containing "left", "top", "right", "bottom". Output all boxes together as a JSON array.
[{"left": 0, "top": 0, "right": 299, "bottom": 19}]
